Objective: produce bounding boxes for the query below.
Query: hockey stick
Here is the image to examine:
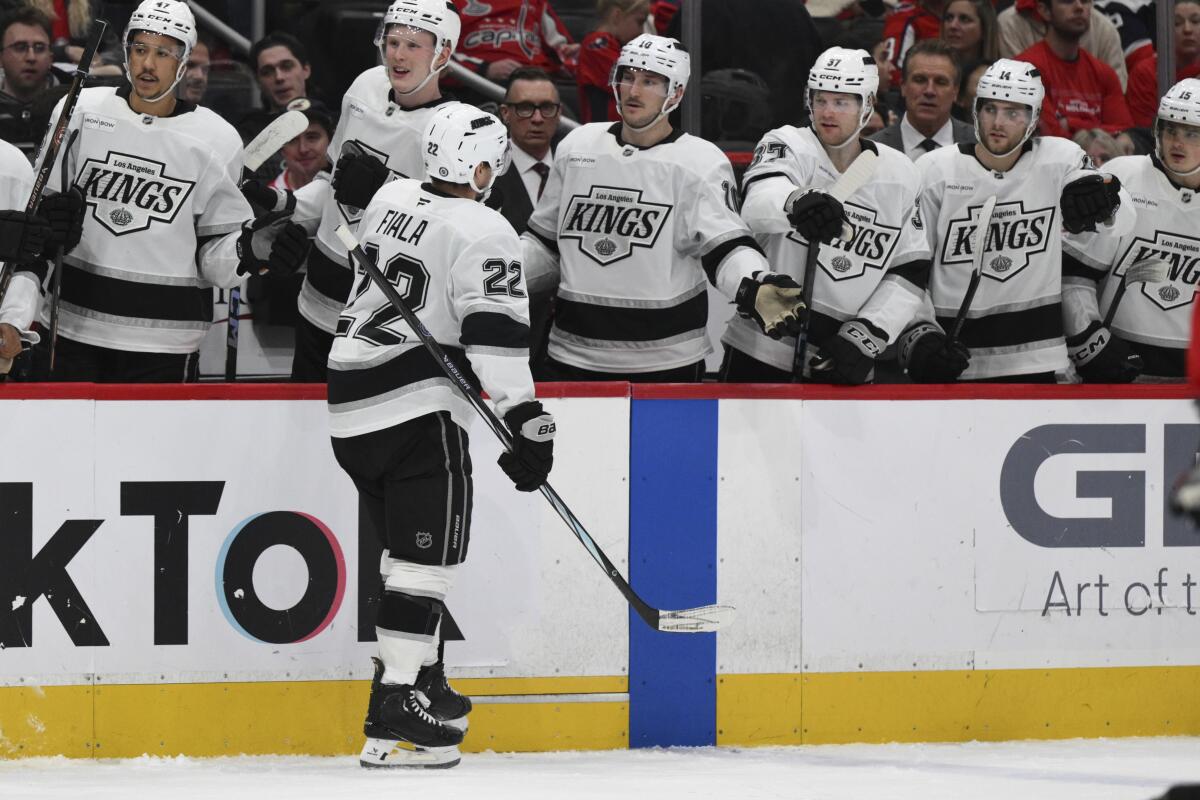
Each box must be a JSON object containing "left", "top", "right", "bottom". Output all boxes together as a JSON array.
[
  {"left": 47, "top": 128, "right": 80, "bottom": 374},
  {"left": 335, "top": 225, "right": 733, "bottom": 633},
  {"left": 1101, "top": 257, "right": 1171, "bottom": 328},
  {"left": 226, "top": 109, "right": 310, "bottom": 381},
  {"left": 947, "top": 195, "right": 998, "bottom": 346},
  {"left": 792, "top": 149, "right": 879, "bottom": 381},
  {"left": 0, "top": 20, "right": 105, "bottom": 376}
]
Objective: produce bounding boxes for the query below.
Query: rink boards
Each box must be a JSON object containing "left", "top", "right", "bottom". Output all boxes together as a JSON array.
[{"left": 1, "top": 383, "right": 1199, "bottom": 757}]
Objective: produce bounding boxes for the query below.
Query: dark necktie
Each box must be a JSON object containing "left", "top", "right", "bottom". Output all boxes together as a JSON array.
[
  {"left": 919, "top": 138, "right": 941, "bottom": 153},
  {"left": 532, "top": 161, "right": 550, "bottom": 200}
]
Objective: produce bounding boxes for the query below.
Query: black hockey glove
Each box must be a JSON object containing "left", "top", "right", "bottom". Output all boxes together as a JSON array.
[
  {"left": 1067, "top": 321, "right": 1142, "bottom": 382},
  {"left": 785, "top": 188, "right": 845, "bottom": 244},
  {"left": 332, "top": 148, "right": 390, "bottom": 209},
  {"left": 810, "top": 318, "right": 887, "bottom": 385},
  {"left": 497, "top": 400, "right": 556, "bottom": 492},
  {"left": 38, "top": 187, "right": 85, "bottom": 254},
  {"left": 237, "top": 216, "right": 311, "bottom": 277},
  {"left": 1060, "top": 173, "right": 1122, "bottom": 234},
  {"left": 898, "top": 322, "right": 970, "bottom": 383},
  {"left": 0, "top": 210, "right": 50, "bottom": 262},
  {"left": 734, "top": 273, "right": 805, "bottom": 339},
  {"left": 240, "top": 179, "right": 295, "bottom": 216}
]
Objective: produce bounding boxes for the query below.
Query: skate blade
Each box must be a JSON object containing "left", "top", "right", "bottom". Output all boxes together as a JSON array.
[{"left": 360, "top": 738, "right": 461, "bottom": 769}]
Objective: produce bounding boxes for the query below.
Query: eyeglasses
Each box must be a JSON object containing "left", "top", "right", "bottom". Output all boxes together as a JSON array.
[
  {"left": 504, "top": 101, "right": 561, "bottom": 119},
  {"left": 2, "top": 41, "right": 49, "bottom": 55}
]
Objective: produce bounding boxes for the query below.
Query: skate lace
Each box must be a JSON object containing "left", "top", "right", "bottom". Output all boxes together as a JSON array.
[{"left": 407, "top": 693, "right": 442, "bottom": 727}]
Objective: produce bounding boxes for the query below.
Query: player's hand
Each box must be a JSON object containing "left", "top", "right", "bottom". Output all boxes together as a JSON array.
[
  {"left": 810, "top": 318, "right": 886, "bottom": 385},
  {"left": 497, "top": 401, "right": 555, "bottom": 492},
  {"left": 240, "top": 180, "right": 294, "bottom": 216},
  {"left": 1067, "top": 321, "right": 1142, "bottom": 382},
  {"left": 237, "top": 216, "right": 310, "bottom": 277},
  {"left": 899, "top": 322, "right": 969, "bottom": 383},
  {"left": 39, "top": 188, "right": 86, "bottom": 254},
  {"left": 0, "top": 210, "right": 51, "bottom": 262},
  {"left": 0, "top": 323, "right": 23, "bottom": 359},
  {"left": 1061, "top": 174, "right": 1121, "bottom": 234},
  {"left": 785, "top": 188, "right": 845, "bottom": 243},
  {"left": 332, "top": 148, "right": 390, "bottom": 209},
  {"left": 735, "top": 273, "right": 805, "bottom": 339}
]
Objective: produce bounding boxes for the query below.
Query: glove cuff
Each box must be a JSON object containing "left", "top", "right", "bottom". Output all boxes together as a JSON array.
[
  {"left": 1066, "top": 321, "right": 1107, "bottom": 368},
  {"left": 897, "top": 322, "right": 942, "bottom": 369},
  {"left": 504, "top": 401, "right": 556, "bottom": 442},
  {"left": 838, "top": 318, "right": 888, "bottom": 358}
]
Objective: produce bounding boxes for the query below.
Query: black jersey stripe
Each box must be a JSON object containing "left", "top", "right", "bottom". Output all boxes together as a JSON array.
[
  {"left": 1063, "top": 251, "right": 1108, "bottom": 282},
  {"left": 888, "top": 258, "right": 932, "bottom": 291},
  {"left": 701, "top": 235, "right": 763, "bottom": 286},
  {"left": 306, "top": 246, "right": 355, "bottom": 303},
  {"left": 554, "top": 292, "right": 708, "bottom": 343},
  {"left": 460, "top": 311, "right": 530, "bottom": 349},
  {"left": 13, "top": 261, "right": 50, "bottom": 286},
  {"left": 60, "top": 263, "right": 211, "bottom": 323},
  {"left": 327, "top": 344, "right": 480, "bottom": 406},
  {"left": 935, "top": 302, "right": 1062, "bottom": 350}
]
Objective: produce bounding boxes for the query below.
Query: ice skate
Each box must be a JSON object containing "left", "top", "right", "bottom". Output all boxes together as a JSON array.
[
  {"left": 360, "top": 658, "right": 464, "bottom": 769},
  {"left": 416, "top": 661, "right": 472, "bottom": 732}
]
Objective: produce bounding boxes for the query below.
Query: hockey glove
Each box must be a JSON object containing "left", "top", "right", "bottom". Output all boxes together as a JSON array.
[
  {"left": 734, "top": 273, "right": 805, "bottom": 339},
  {"left": 237, "top": 216, "right": 311, "bottom": 277},
  {"left": 332, "top": 148, "right": 390, "bottom": 209},
  {"left": 497, "top": 400, "right": 556, "bottom": 492},
  {"left": 38, "top": 188, "right": 85, "bottom": 255},
  {"left": 1060, "top": 174, "right": 1122, "bottom": 234},
  {"left": 810, "top": 318, "right": 887, "bottom": 385},
  {"left": 0, "top": 210, "right": 50, "bottom": 262},
  {"left": 1067, "top": 321, "right": 1142, "bottom": 383},
  {"left": 898, "top": 322, "right": 970, "bottom": 383},
  {"left": 240, "top": 180, "right": 295, "bottom": 216},
  {"left": 785, "top": 188, "right": 845, "bottom": 244},
  {"left": 1171, "top": 456, "right": 1200, "bottom": 527}
]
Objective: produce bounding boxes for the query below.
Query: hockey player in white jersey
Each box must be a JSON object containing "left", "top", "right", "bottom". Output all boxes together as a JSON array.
[
  {"left": 522, "top": 34, "right": 805, "bottom": 381},
  {"left": 0, "top": 138, "right": 53, "bottom": 368},
  {"left": 724, "top": 47, "right": 932, "bottom": 384},
  {"left": 1060, "top": 78, "right": 1200, "bottom": 382},
  {"left": 329, "top": 104, "right": 552, "bottom": 769},
  {"left": 0, "top": 0, "right": 308, "bottom": 382},
  {"left": 899, "top": 59, "right": 1135, "bottom": 382},
  {"left": 285, "top": 0, "right": 463, "bottom": 382}
]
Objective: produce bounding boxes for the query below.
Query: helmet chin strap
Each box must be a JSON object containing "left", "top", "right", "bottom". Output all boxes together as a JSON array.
[
  {"left": 127, "top": 61, "right": 186, "bottom": 105},
  {"left": 613, "top": 84, "right": 680, "bottom": 132},
  {"left": 973, "top": 105, "right": 1036, "bottom": 160}
]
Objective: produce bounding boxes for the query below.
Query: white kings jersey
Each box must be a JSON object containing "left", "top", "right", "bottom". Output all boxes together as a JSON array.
[
  {"left": 728, "top": 129, "right": 931, "bottom": 372},
  {"left": 522, "top": 122, "right": 769, "bottom": 373},
  {"left": 1062, "top": 154, "right": 1200, "bottom": 378},
  {"left": 0, "top": 139, "right": 41, "bottom": 333},
  {"left": 39, "top": 86, "right": 251, "bottom": 353},
  {"left": 293, "top": 66, "right": 459, "bottom": 335},
  {"left": 327, "top": 179, "right": 534, "bottom": 438},
  {"left": 913, "top": 137, "right": 1134, "bottom": 379}
]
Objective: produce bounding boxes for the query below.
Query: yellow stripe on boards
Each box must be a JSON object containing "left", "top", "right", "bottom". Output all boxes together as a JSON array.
[
  {"left": 717, "top": 666, "right": 1200, "bottom": 746},
  {"left": 0, "top": 676, "right": 628, "bottom": 760}
]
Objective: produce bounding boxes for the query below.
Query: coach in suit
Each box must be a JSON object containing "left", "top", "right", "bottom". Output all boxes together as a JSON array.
[
  {"left": 490, "top": 67, "right": 561, "bottom": 234},
  {"left": 871, "top": 39, "right": 975, "bottom": 162}
]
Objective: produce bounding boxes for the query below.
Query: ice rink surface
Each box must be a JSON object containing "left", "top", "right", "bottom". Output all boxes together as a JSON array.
[{"left": 2, "top": 737, "right": 1198, "bottom": 800}]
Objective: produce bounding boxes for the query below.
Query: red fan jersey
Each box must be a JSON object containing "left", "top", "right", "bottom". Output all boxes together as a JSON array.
[
  {"left": 1017, "top": 40, "right": 1134, "bottom": 137},
  {"left": 1126, "top": 55, "right": 1200, "bottom": 128},
  {"left": 452, "top": 0, "right": 575, "bottom": 76},
  {"left": 879, "top": 1, "right": 942, "bottom": 88},
  {"left": 576, "top": 31, "right": 620, "bottom": 124}
]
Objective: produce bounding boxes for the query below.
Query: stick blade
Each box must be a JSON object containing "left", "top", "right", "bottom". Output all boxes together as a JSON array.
[
  {"left": 243, "top": 110, "right": 309, "bottom": 172},
  {"left": 1125, "top": 257, "right": 1171, "bottom": 286},
  {"left": 828, "top": 149, "right": 879, "bottom": 203},
  {"left": 656, "top": 604, "right": 736, "bottom": 633}
]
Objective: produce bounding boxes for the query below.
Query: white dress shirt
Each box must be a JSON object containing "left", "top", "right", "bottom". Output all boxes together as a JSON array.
[
  {"left": 510, "top": 144, "right": 554, "bottom": 203},
  {"left": 900, "top": 115, "right": 957, "bottom": 162}
]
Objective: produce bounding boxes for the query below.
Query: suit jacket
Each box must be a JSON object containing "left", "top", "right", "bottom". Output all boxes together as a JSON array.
[
  {"left": 870, "top": 117, "right": 975, "bottom": 156},
  {"left": 486, "top": 161, "right": 539, "bottom": 235}
]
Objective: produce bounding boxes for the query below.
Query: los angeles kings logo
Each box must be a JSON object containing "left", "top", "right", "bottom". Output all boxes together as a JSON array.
[
  {"left": 560, "top": 185, "right": 671, "bottom": 266},
  {"left": 787, "top": 201, "right": 901, "bottom": 281},
  {"left": 77, "top": 151, "right": 195, "bottom": 236},
  {"left": 942, "top": 200, "right": 1054, "bottom": 281},
  {"left": 1116, "top": 231, "right": 1200, "bottom": 311}
]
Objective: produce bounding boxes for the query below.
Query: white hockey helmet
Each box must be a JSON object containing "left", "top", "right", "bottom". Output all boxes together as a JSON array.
[
  {"left": 423, "top": 103, "right": 510, "bottom": 196},
  {"left": 610, "top": 34, "right": 690, "bottom": 130},
  {"left": 805, "top": 47, "right": 879, "bottom": 148},
  {"left": 973, "top": 58, "right": 1044, "bottom": 156},
  {"left": 376, "top": 0, "right": 461, "bottom": 96},
  {"left": 124, "top": 0, "right": 198, "bottom": 103},
  {"left": 1155, "top": 78, "right": 1200, "bottom": 177}
]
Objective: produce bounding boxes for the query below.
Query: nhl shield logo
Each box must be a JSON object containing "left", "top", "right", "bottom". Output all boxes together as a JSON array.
[
  {"left": 415, "top": 531, "right": 433, "bottom": 549},
  {"left": 560, "top": 185, "right": 671, "bottom": 266},
  {"left": 77, "top": 151, "right": 196, "bottom": 236}
]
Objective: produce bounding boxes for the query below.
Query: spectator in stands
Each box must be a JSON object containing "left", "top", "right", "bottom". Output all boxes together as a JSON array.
[
  {"left": 1126, "top": 0, "right": 1200, "bottom": 129},
  {"left": 1017, "top": 0, "right": 1133, "bottom": 138},
  {"left": 940, "top": 0, "right": 999, "bottom": 67},
  {"left": 871, "top": 39, "right": 974, "bottom": 160},
  {"left": 998, "top": 0, "right": 1128, "bottom": 90},
  {"left": 238, "top": 32, "right": 314, "bottom": 180},
  {"left": 1073, "top": 127, "right": 1120, "bottom": 165},
  {"left": 25, "top": 0, "right": 123, "bottom": 68},
  {"left": 953, "top": 59, "right": 991, "bottom": 121},
  {"left": 1095, "top": 0, "right": 1155, "bottom": 74},
  {"left": 577, "top": 0, "right": 649, "bottom": 124},
  {"left": 879, "top": 0, "right": 946, "bottom": 89},
  {"left": 0, "top": 7, "right": 67, "bottom": 161},
  {"left": 269, "top": 98, "right": 334, "bottom": 192},
  {"left": 452, "top": 0, "right": 578, "bottom": 84},
  {"left": 491, "top": 67, "right": 560, "bottom": 234},
  {"left": 178, "top": 36, "right": 211, "bottom": 105}
]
